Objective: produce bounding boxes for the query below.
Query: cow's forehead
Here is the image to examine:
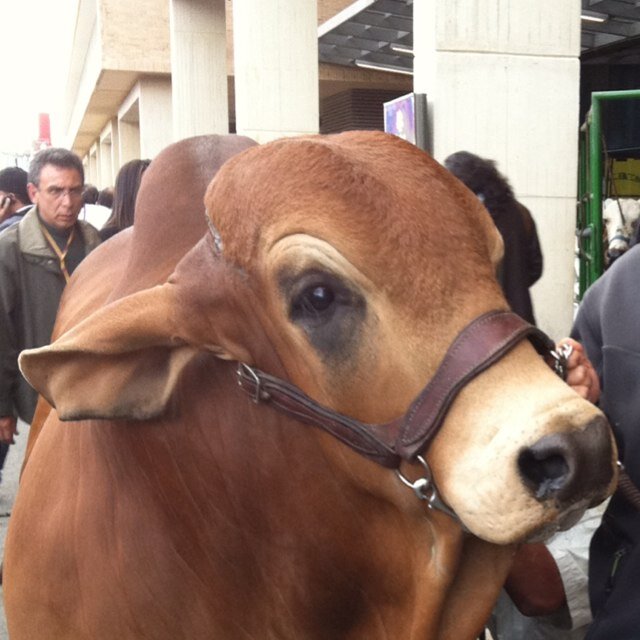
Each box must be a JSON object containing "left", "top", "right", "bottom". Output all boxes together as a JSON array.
[{"left": 205, "top": 131, "right": 498, "bottom": 291}]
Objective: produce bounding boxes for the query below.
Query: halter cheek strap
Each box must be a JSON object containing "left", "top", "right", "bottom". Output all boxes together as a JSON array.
[
  {"left": 236, "top": 310, "right": 564, "bottom": 469},
  {"left": 235, "top": 310, "right": 568, "bottom": 521}
]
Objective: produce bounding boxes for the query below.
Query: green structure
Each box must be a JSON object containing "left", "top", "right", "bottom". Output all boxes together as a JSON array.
[{"left": 577, "top": 89, "right": 640, "bottom": 299}]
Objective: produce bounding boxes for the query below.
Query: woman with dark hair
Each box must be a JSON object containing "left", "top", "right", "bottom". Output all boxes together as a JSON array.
[
  {"left": 444, "top": 151, "right": 543, "bottom": 326},
  {"left": 99, "top": 159, "right": 151, "bottom": 241}
]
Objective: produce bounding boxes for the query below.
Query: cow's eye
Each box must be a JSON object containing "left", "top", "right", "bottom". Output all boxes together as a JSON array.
[
  {"left": 282, "top": 268, "right": 366, "bottom": 359},
  {"left": 291, "top": 283, "right": 336, "bottom": 319},
  {"left": 306, "top": 285, "right": 334, "bottom": 311}
]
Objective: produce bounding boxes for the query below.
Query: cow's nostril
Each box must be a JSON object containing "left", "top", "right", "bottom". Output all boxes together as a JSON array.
[
  {"left": 517, "top": 418, "right": 614, "bottom": 505},
  {"left": 518, "top": 449, "right": 570, "bottom": 500}
]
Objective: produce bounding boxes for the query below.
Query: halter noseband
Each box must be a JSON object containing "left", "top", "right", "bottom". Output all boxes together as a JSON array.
[{"left": 236, "top": 310, "right": 568, "bottom": 517}]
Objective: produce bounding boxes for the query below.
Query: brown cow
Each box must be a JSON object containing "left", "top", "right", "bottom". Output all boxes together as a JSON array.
[{"left": 4, "top": 131, "right": 616, "bottom": 640}]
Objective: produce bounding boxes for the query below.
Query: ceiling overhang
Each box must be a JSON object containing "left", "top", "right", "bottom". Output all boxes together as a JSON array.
[
  {"left": 318, "top": 0, "right": 413, "bottom": 75},
  {"left": 318, "top": 0, "right": 640, "bottom": 74}
]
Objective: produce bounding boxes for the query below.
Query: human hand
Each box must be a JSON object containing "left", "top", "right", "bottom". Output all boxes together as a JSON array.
[
  {"left": 557, "top": 338, "right": 600, "bottom": 404},
  {"left": 0, "top": 194, "right": 13, "bottom": 221},
  {"left": 0, "top": 415, "right": 18, "bottom": 444}
]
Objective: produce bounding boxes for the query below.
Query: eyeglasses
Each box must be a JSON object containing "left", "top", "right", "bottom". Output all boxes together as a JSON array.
[{"left": 42, "top": 185, "right": 84, "bottom": 200}]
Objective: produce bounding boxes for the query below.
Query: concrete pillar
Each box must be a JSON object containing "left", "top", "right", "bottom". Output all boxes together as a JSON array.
[
  {"left": 118, "top": 120, "right": 141, "bottom": 166},
  {"left": 89, "top": 143, "right": 100, "bottom": 186},
  {"left": 233, "top": 0, "right": 319, "bottom": 143},
  {"left": 98, "top": 134, "right": 113, "bottom": 189},
  {"left": 108, "top": 118, "right": 120, "bottom": 179},
  {"left": 138, "top": 77, "right": 173, "bottom": 159},
  {"left": 169, "top": 0, "right": 228, "bottom": 140},
  {"left": 118, "top": 87, "right": 141, "bottom": 165},
  {"left": 414, "top": 0, "right": 581, "bottom": 339}
]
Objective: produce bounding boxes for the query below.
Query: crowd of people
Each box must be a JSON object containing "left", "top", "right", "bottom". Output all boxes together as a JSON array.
[{"left": 0, "top": 142, "right": 637, "bottom": 639}]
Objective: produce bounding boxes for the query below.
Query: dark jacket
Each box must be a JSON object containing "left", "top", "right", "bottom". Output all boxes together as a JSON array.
[
  {"left": 0, "top": 207, "right": 101, "bottom": 422},
  {"left": 571, "top": 245, "right": 640, "bottom": 639},
  {"left": 0, "top": 204, "right": 32, "bottom": 233}
]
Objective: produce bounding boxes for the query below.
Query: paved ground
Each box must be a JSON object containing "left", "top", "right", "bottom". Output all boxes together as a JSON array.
[{"left": 0, "top": 419, "right": 29, "bottom": 640}]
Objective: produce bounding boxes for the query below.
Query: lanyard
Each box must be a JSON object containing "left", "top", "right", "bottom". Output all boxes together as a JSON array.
[{"left": 40, "top": 224, "right": 75, "bottom": 283}]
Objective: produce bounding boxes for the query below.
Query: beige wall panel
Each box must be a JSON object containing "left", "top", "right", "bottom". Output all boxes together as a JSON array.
[
  {"left": 415, "top": 0, "right": 581, "bottom": 341},
  {"left": 433, "top": 53, "right": 580, "bottom": 200},
  {"left": 524, "top": 196, "right": 578, "bottom": 338},
  {"left": 433, "top": 0, "right": 580, "bottom": 57},
  {"left": 318, "top": 62, "right": 412, "bottom": 99},
  {"left": 137, "top": 78, "right": 173, "bottom": 158},
  {"left": 100, "top": 0, "right": 170, "bottom": 73},
  {"left": 431, "top": 53, "right": 580, "bottom": 339},
  {"left": 119, "top": 120, "right": 141, "bottom": 165}
]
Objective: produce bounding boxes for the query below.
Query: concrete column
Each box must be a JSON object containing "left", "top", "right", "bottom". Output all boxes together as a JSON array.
[
  {"left": 98, "top": 135, "right": 113, "bottom": 188},
  {"left": 138, "top": 77, "right": 173, "bottom": 158},
  {"left": 414, "top": 0, "right": 581, "bottom": 339},
  {"left": 170, "top": 0, "right": 228, "bottom": 140},
  {"left": 118, "top": 87, "right": 142, "bottom": 165},
  {"left": 108, "top": 118, "right": 120, "bottom": 178},
  {"left": 118, "top": 120, "right": 141, "bottom": 166},
  {"left": 89, "top": 143, "right": 100, "bottom": 186},
  {"left": 233, "top": 0, "right": 319, "bottom": 143}
]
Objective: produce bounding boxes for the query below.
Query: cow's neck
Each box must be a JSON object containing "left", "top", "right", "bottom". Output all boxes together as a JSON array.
[{"left": 175, "top": 357, "right": 509, "bottom": 639}]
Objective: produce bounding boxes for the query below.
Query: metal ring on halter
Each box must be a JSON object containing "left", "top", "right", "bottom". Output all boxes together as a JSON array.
[
  {"left": 395, "top": 455, "right": 437, "bottom": 504},
  {"left": 395, "top": 456, "right": 461, "bottom": 523}
]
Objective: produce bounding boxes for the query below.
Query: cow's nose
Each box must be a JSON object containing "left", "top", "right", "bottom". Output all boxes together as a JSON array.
[{"left": 517, "top": 416, "right": 613, "bottom": 504}]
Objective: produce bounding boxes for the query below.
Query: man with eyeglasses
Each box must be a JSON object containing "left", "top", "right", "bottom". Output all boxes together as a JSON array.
[{"left": 0, "top": 147, "right": 101, "bottom": 456}]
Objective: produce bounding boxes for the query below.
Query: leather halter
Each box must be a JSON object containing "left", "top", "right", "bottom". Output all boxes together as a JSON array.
[{"left": 236, "top": 310, "right": 565, "bottom": 470}]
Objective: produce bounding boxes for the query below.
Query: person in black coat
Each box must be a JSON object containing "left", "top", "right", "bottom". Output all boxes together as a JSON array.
[{"left": 444, "top": 151, "right": 543, "bottom": 326}]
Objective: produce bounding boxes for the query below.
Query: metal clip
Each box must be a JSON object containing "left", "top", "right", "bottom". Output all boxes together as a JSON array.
[
  {"left": 395, "top": 456, "right": 460, "bottom": 522},
  {"left": 550, "top": 342, "right": 573, "bottom": 380},
  {"left": 395, "top": 455, "right": 437, "bottom": 504},
  {"left": 237, "top": 363, "right": 263, "bottom": 404}
]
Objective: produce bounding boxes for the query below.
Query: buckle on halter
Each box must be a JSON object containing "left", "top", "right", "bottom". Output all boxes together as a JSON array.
[{"left": 237, "top": 363, "right": 264, "bottom": 404}]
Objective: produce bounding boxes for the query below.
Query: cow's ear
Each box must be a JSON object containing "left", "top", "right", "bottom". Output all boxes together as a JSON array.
[{"left": 19, "top": 248, "right": 253, "bottom": 421}]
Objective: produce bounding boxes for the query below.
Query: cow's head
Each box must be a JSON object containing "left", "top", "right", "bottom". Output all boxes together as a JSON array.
[{"left": 20, "top": 131, "right": 616, "bottom": 544}]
